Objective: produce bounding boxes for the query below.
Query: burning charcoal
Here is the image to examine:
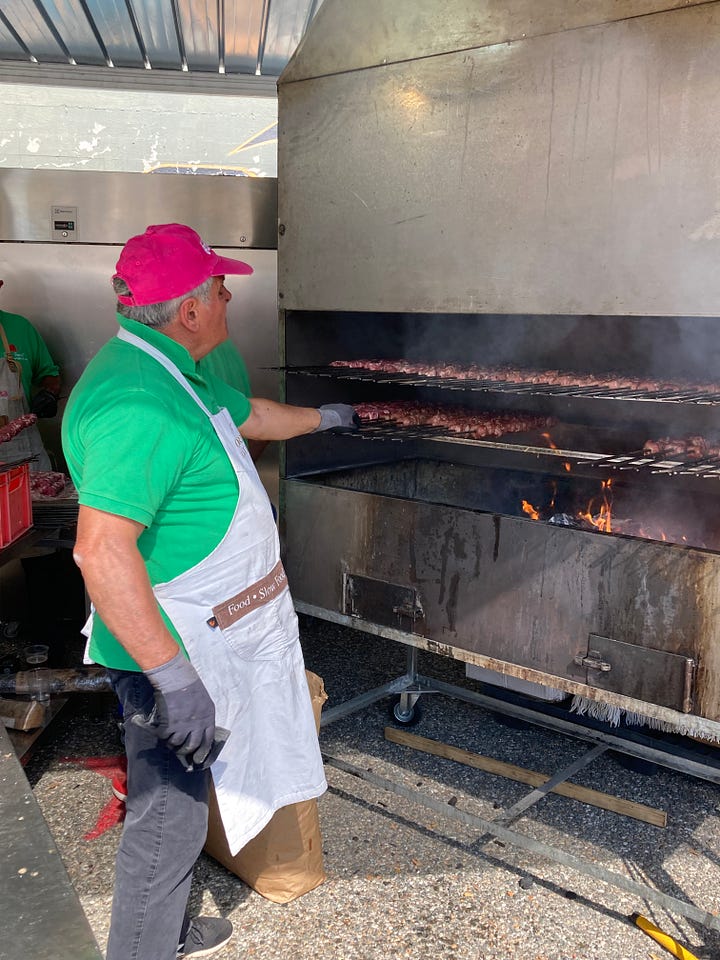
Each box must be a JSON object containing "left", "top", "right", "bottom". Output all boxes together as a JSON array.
[{"left": 548, "top": 513, "right": 580, "bottom": 527}]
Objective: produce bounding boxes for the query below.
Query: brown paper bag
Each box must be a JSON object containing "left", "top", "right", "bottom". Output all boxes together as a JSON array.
[{"left": 203, "top": 670, "right": 328, "bottom": 903}]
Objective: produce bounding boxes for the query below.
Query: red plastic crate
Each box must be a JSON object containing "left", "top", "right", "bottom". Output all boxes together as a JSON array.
[{"left": 0, "top": 463, "right": 32, "bottom": 549}]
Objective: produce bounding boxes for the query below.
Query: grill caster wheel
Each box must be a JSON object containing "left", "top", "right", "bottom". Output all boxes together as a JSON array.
[{"left": 389, "top": 695, "right": 423, "bottom": 727}]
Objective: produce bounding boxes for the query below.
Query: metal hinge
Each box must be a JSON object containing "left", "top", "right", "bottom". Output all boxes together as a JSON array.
[{"left": 574, "top": 650, "right": 612, "bottom": 672}]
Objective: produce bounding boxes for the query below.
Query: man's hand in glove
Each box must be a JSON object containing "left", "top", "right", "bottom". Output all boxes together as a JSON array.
[
  {"left": 131, "top": 650, "right": 216, "bottom": 771},
  {"left": 30, "top": 388, "right": 59, "bottom": 419},
  {"left": 314, "top": 403, "right": 360, "bottom": 432}
]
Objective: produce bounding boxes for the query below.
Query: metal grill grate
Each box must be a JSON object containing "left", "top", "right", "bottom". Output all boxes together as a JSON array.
[
  {"left": 287, "top": 366, "right": 720, "bottom": 404},
  {"left": 580, "top": 451, "right": 720, "bottom": 477},
  {"left": 335, "top": 423, "right": 720, "bottom": 480},
  {"left": 338, "top": 421, "right": 604, "bottom": 460}
]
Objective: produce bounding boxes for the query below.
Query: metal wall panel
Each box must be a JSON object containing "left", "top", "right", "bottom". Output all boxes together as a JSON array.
[
  {"left": 279, "top": 3, "right": 720, "bottom": 316},
  {"left": 0, "top": 18, "right": 26, "bottom": 60},
  {"left": 0, "top": 169, "right": 280, "bottom": 484},
  {"left": 84, "top": 0, "right": 145, "bottom": 68},
  {"left": 281, "top": 0, "right": 712, "bottom": 82},
  {"left": 263, "top": 0, "right": 322, "bottom": 76},
  {"left": 0, "top": 0, "right": 67, "bottom": 61},
  {"left": 132, "top": 1, "right": 182, "bottom": 68},
  {"left": 178, "top": 0, "right": 221, "bottom": 71},
  {"left": 0, "top": 169, "right": 277, "bottom": 247},
  {"left": 223, "top": 0, "right": 264, "bottom": 74},
  {"left": 32, "top": 0, "right": 107, "bottom": 65},
  {"left": 0, "top": 0, "right": 321, "bottom": 78}
]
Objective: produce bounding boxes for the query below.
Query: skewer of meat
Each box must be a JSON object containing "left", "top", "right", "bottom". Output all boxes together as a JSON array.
[
  {"left": 29, "top": 471, "right": 67, "bottom": 498},
  {"left": 0, "top": 413, "right": 38, "bottom": 443},
  {"left": 353, "top": 401, "right": 556, "bottom": 438},
  {"left": 330, "top": 359, "right": 720, "bottom": 396},
  {"left": 642, "top": 436, "right": 720, "bottom": 460}
]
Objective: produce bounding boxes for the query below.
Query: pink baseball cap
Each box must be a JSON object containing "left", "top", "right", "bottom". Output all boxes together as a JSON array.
[{"left": 113, "top": 223, "right": 253, "bottom": 306}]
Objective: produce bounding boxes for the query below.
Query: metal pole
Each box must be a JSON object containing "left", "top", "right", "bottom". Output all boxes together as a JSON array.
[{"left": 323, "top": 752, "right": 720, "bottom": 932}]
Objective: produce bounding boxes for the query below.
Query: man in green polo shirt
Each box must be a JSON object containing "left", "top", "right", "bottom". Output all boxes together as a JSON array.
[{"left": 62, "top": 223, "right": 357, "bottom": 960}]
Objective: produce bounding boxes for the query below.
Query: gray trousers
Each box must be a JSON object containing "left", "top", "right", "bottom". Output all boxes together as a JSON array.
[{"left": 106, "top": 669, "right": 210, "bottom": 960}]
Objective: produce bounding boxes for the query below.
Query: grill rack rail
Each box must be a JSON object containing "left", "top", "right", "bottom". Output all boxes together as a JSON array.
[
  {"left": 335, "top": 422, "right": 720, "bottom": 479},
  {"left": 285, "top": 365, "right": 720, "bottom": 404},
  {"left": 582, "top": 451, "right": 720, "bottom": 477},
  {"left": 338, "top": 420, "right": 590, "bottom": 457}
]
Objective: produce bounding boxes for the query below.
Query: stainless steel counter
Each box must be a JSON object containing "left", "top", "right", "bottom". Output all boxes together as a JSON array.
[{"left": 0, "top": 719, "right": 102, "bottom": 960}]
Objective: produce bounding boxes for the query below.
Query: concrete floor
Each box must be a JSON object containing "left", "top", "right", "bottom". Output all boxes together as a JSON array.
[{"left": 21, "top": 615, "right": 720, "bottom": 960}]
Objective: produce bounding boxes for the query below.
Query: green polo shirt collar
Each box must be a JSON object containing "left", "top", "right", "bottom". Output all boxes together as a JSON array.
[{"left": 117, "top": 314, "right": 198, "bottom": 380}]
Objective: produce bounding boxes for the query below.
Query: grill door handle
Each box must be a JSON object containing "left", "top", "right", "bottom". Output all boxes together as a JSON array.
[{"left": 574, "top": 650, "right": 612, "bottom": 672}]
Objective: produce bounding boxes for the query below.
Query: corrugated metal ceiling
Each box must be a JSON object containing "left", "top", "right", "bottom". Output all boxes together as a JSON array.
[{"left": 0, "top": 0, "right": 324, "bottom": 93}]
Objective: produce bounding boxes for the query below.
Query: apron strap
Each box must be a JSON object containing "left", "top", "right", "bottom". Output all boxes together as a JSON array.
[
  {"left": 0, "top": 321, "right": 24, "bottom": 395},
  {"left": 116, "top": 328, "right": 214, "bottom": 418}
]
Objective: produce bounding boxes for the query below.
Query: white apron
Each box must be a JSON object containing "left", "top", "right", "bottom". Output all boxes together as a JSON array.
[
  {"left": 0, "top": 323, "right": 51, "bottom": 471},
  {"left": 116, "top": 329, "right": 326, "bottom": 854}
]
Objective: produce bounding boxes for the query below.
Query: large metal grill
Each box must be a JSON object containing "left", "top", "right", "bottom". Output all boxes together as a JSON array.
[{"left": 277, "top": 0, "right": 720, "bottom": 746}]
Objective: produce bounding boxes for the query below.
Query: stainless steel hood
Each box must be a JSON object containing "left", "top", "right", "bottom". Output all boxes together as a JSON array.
[{"left": 278, "top": 0, "right": 720, "bottom": 316}]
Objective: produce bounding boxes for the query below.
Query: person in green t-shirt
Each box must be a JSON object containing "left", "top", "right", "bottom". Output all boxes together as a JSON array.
[
  {"left": 62, "top": 223, "right": 357, "bottom": 960},
  {"left": 0, "top": 281, "right": 68, "bottom": 656},
  {"left": 0, "top": 279, "right": 61, "bottom": 470}
]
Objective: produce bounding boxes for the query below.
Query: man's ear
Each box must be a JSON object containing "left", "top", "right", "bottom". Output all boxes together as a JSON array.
[{"left": 177, "top": 296, "right": 199, "bottom": 333}]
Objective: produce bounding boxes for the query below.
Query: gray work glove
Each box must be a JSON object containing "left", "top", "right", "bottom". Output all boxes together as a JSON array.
[
  {"left": 131, "top": 651, "right": 217, "bottom": 771},
  {"left": 314, "top": 403, "right": 360, "bottom": 432}
]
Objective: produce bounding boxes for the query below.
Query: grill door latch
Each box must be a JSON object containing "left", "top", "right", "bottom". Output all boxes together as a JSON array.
[
  {"left": 393, "top": 599, "right": 424, "bottom": 622},
  {"left": 344, "top": 574, "right": 424, "bottom": 632},
  {"left": 574, "top": 650, "right": 612, "bottom": 672}
]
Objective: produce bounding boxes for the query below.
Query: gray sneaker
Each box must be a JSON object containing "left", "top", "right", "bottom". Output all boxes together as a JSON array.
[{"left": 177, "top": 917, "right": 233, "bottom": 958}]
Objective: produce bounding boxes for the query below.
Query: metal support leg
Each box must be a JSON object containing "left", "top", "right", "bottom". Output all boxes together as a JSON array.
[{"left": 395, "top": 646, "right": 421, "bottom": 721}]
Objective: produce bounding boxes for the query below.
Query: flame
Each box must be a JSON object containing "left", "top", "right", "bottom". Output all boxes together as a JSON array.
[
  {"left": 542, "top": 432, "right": 572, "bottom": 472},
  {"left": 519, "top": 479, "right": 614, "bottom": 532},
  {"left": 577, "top": 478, "right": 614, "bottom": 533},
  {"left": 519, "top": 481, "right": 704, "bottom": 547}
]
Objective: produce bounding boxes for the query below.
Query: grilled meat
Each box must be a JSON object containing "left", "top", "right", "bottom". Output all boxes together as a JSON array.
[
  {"left": 0, "top": 413, "right": 38, "bottom": 443},
  {"left": 353, "top": 401, "right": 556, "bottom": 439},
  {"left": 330, "top": 359, "right": 718, "bottom": 395}
]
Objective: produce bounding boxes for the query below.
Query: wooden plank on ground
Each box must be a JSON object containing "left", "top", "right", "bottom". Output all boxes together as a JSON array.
[{"left": 384, "top": 726, "right": 667, "bottom": 828}]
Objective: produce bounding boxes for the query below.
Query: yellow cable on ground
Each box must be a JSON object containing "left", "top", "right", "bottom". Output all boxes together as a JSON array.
[{"left": 631, "top": 913, "right": 700, "bottom": 960}]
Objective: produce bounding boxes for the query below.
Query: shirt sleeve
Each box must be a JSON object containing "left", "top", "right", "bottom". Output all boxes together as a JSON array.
[
  {"left": 75, "top": 389, "right": 189, "bottom": 527},
  {"left": 205, "top": 374, "right": 252, "bottom": 427}
]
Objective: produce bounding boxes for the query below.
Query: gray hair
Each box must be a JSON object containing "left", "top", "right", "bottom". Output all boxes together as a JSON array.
[{"left": 113, "top": 276, "right": 214, "bottom": 328}]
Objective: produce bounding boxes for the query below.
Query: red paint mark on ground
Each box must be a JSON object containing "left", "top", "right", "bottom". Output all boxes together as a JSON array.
[
  {"left": 84, "top": 796, "right": 126, "bottom": 840},
  {"left": 59, "top": 754, "right": 127, "bottom": 840}
]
